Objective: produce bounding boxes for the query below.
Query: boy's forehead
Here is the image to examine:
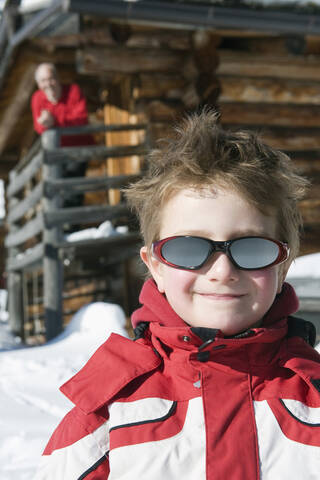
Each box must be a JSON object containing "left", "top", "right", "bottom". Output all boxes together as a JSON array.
[{"left": 158, "top": 186, "right": 278, "bottom": 239}]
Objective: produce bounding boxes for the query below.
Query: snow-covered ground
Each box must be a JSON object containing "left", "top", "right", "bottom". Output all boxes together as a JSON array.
[
  {"left": 0, "top": 302, "right": 129, "bottom": 480},
  {"left": 0, "top": 252, "right": 319, "bottom": 480}
]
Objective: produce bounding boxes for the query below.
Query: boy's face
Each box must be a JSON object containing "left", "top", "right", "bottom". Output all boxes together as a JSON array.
[{"left": 141, "top": 187, "right": 290, "bottom": 335}]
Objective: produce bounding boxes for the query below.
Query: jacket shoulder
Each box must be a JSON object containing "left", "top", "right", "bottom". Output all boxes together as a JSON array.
[
  {"left": 35, "top": 406, "right": 110, "bottom": 480},
  {"left": 60, "top": 333, "right": 161, "bottom": 414},
  {"left": 281, "top": 328, "right": 320, "bottom": 398}
]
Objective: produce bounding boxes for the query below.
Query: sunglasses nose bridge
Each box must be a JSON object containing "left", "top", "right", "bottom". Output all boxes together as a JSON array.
[{"left": 209, "top": 240, "right": 229, "bottom": 254}]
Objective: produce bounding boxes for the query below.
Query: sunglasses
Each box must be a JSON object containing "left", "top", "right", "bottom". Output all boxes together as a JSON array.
[{"left": 152, "top": 235, "right": 290, "bottom": 271}]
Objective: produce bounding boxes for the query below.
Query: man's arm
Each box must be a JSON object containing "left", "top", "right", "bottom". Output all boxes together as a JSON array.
[{"left": 31, "top": 91, "right": 48, "bottom": 134}]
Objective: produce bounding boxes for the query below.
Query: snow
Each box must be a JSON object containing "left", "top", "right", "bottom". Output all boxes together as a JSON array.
[
  {"left": 287, "top": 252, "right": 320, "bottom": 279},
  {"left": 0, "top": 302, "right": 129, "bottom": 480},
  {"left": 0, "top": 251, "right": 319, "bottom": 479}
]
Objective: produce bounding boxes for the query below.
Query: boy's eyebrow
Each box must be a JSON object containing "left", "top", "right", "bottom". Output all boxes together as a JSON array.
[{"left": 172, "top": 228, "right": 273, "bottom": 239}]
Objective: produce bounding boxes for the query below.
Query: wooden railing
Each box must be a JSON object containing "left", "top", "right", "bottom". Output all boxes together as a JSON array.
[{"left": 5, "top": 123, "right": 147, "bottom": 340}]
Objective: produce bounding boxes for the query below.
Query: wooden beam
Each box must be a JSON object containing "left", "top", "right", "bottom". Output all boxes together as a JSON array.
[
  {"left": 45, "top": 203, "right": 130, "bottom": 228},
  {"left": 219, "top": 102, "right": 320, "bottom": 128},
  {"left": 299, "top": 199, "right": 320, "bottom": 226},
  {"left": 7, "top": 182, "right": 43, "bottom": 224},
  {"left": 222, "top": 124, "right": 320, "bottom": 151},
  {"left": 7, "top": 151, "right": 43, "bottom": 197},
  {"left": 5, "top": 211, "right": 43, "bottom": 248},
  {"left": 261, "top": 131, "right": 320, "bottom": 151},
  {"left": 219, "top": 76, "right": 320, "bottom": 105},
  {"left": 134, "top": 73, "right": 187, "bottom": 99},
  {"left": 6, "top": 242, "right": 44, "bottom": 272},
  {"left": 218, "top": 50, "right": 320, "bottom": 81},
  {"left": 291, "top": 158, "right": 320, "bottom": 174},
  {"left": 0, "top": 64, "right": 36, "bottom": 155},
  {"left": 76, "top": 45, "right": 188, "bottom": 75},
  {"left": 45, "top": 173, "right": 140, "bottom": 196},
  {"left": 45, "top": 143, "right": 147, "bottom": 164},
  {"left": 56, "top": 231, "right": 140, "bottom": 250}
]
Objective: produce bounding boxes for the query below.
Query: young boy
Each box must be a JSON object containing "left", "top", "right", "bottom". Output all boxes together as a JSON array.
[{"left": 36, "top": 109, "right": 320, "bottom": 479}]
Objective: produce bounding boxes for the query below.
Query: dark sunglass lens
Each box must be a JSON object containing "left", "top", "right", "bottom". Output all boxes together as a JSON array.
[
  {"left": 161, "top": 237, "right": 211, "bottom": 268},
  {"left": 230, "top": 238, "right": 280, "bottom": 269}
]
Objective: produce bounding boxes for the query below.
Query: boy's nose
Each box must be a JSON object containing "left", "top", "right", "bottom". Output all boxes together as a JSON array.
[{"left": 204, "top": 252, "right": 239, "bottom": 282}]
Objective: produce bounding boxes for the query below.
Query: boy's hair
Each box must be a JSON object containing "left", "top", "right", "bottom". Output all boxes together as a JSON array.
[{"left": 125, "top": 108, "right": 309, "bottom": 261}]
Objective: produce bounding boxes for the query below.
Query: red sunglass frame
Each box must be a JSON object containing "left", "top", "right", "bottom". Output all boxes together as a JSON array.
[{"left": 152, "top": 235, "right": 290, "bottom": 271}]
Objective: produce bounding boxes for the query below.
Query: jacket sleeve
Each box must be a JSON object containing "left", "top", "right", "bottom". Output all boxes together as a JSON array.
[
  {"left": 31, "top": 91, "right": 47, "bottom": 134},
  {"left": 58, "top": 84, "right": 89, "bottom": 127},
  {"left": 35, "top": 406, "right": 110, "bottom": 479}
]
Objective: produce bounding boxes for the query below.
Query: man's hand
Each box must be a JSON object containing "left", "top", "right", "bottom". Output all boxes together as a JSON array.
[{"left": 37, "top": 109, "right": 55, "bottom": 128}]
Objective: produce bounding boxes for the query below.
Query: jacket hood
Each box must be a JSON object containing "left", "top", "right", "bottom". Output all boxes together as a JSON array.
[{"left": 131, "top": 279, "right": 299, "bottom": 331}]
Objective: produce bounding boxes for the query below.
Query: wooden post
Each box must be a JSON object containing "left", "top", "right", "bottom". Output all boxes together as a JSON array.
[
  {"left": 7, "top": 172, "right": 24, "bottom": 337},
  {"left": 7, "top": 271, "right": 24, "bottom": 337},
  {"left": 42, "top": 129, "right": 63, "bottom": 340},
  {"left": 104, "top": 83, "right": 142, "bottom": 205}
]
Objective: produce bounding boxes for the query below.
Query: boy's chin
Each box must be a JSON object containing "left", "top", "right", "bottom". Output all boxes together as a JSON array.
[{"left": 184, "top": 317, "right": 263, "bottom": 336}]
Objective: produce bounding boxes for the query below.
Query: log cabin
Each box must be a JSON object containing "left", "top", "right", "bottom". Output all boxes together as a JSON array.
[{"left": 0, "top": 0, "right": 320, "bottom": 341}]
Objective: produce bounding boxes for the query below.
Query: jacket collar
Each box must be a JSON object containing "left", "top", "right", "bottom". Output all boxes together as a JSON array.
[{"left": 60, "top": 333, "right": 161, "bottom": 414}]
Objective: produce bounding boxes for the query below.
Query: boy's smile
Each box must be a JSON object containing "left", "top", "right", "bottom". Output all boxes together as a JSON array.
[{"left": 141, "top": 187, "right": 290, "bottom": 335}]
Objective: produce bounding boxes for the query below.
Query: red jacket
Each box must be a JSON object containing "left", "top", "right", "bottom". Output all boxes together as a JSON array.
[
  {"left": 35, "top": 280, "right": 320, "bottom": 480},
  {"left": 31, "top": 84, "right": 94, "bottom": 147}
]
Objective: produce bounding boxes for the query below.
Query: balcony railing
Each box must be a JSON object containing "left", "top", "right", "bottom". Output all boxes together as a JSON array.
[{"left": 5, "top": 122, "right": 147, "bottom": 340}]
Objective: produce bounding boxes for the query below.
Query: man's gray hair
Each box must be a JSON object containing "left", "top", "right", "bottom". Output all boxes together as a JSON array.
[{"left": 34, "top": 63, "right": 58, "bottom": 83}]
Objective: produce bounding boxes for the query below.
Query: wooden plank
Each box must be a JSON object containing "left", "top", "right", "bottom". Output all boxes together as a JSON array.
[
  {"left": 76, "top": 45, "right": 188, "bottom": 75},
  {"left": 219, "top": 76, "right": 320, "bottom": 105},
  {"left": 144, "top": 100, "right": 183, "bottom": 122},
  {"left": 7, "top": 182, "right": 43, "bottom": 224},
  {"left": 45, "top": 174, "right": 140, "bottom": 196},
  {"left": 6, "top": 243, "right": 44, "bottom": 272},
  {"left": 45, "top": 204, "right": 130, "bottom": 228},
  {"left": 218, "top": 50, "right": 320, "bottom": 80},
  {"left": 299, "top": 199, "right": 320, "bottom": 226},
  {"left": 45, "top": 143, "right": 147, "bottom": 164},
  {"left": 134, "top": 73, "right": 186, "bottom": 99},
  {"left": 292, "top": 158, "right": 320, "bottom": 174},
  {"left": 42, "top": 131, "right": 63, "bottom": 341},
  {"left": 300, "top": 226, "right": 320, "bottom": 255},
  {"left": 7, "top": 272, "right": 24, "bottom": 336},
  {"left": 261, "top": 131, "right": 320, "bottom": 151},
  {"left": 55, "top": 122, "right": 147, "bottom": 136},
  {"left": 7, "top": 150, "right": 43, "bottom": 197},
  {"left": 222, "top": 124, "right": 320, "bottom": 151},
  {"left": 5, "top": 212, "right": 44, "bottom": 248},
  {"left": 104, "top": 104, "right": 144, "bottom": 205},
  {"left": 0, "top": 64, "right": 36, "bottom": 156},
  {"left": 56, "top": 231, "right": 140, "bottom": 250},
  {"left": 14, "top": 138, "right": 41, "bottom": 173},
  {"left": 220, "top": 102, "right": 320, "bottom": 128}
]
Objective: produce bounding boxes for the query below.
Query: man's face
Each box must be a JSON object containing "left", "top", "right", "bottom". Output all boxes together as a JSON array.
[
  {"left": 36, "top": 66, "right": 61, "bottom": 103},
  {"left": 141, "top": 187, "right": 289, "bottom": 335}
]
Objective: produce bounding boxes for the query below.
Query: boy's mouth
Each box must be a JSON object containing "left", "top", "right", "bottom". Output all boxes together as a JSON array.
[{"left": 196, "top": 292, "right": 246, "bottom": 300}]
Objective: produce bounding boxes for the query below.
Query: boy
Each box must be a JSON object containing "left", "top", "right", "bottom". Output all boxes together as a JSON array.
[{"left": 36, "top": 109, "right": 320, "bottom": 479}]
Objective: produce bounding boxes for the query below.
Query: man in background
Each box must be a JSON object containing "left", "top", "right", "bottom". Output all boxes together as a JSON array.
[
  {"left": 31, "top": 63, "right": 94, "bottom": 210},
  {"left": 31, "top": 62, "right": 93, "bottom": 147}
]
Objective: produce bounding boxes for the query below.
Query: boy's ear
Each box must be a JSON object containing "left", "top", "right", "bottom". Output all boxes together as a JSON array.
[{"left": 140, "top": 246, "right": 165, "bottom": 293}]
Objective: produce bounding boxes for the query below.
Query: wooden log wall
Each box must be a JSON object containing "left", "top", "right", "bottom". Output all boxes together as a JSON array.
[
  {"left": 216, "top": 36, "right": 320, "bottom": 256},
  {"left": 1, "top": 19, "right": 320, "bottom": 268}
]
